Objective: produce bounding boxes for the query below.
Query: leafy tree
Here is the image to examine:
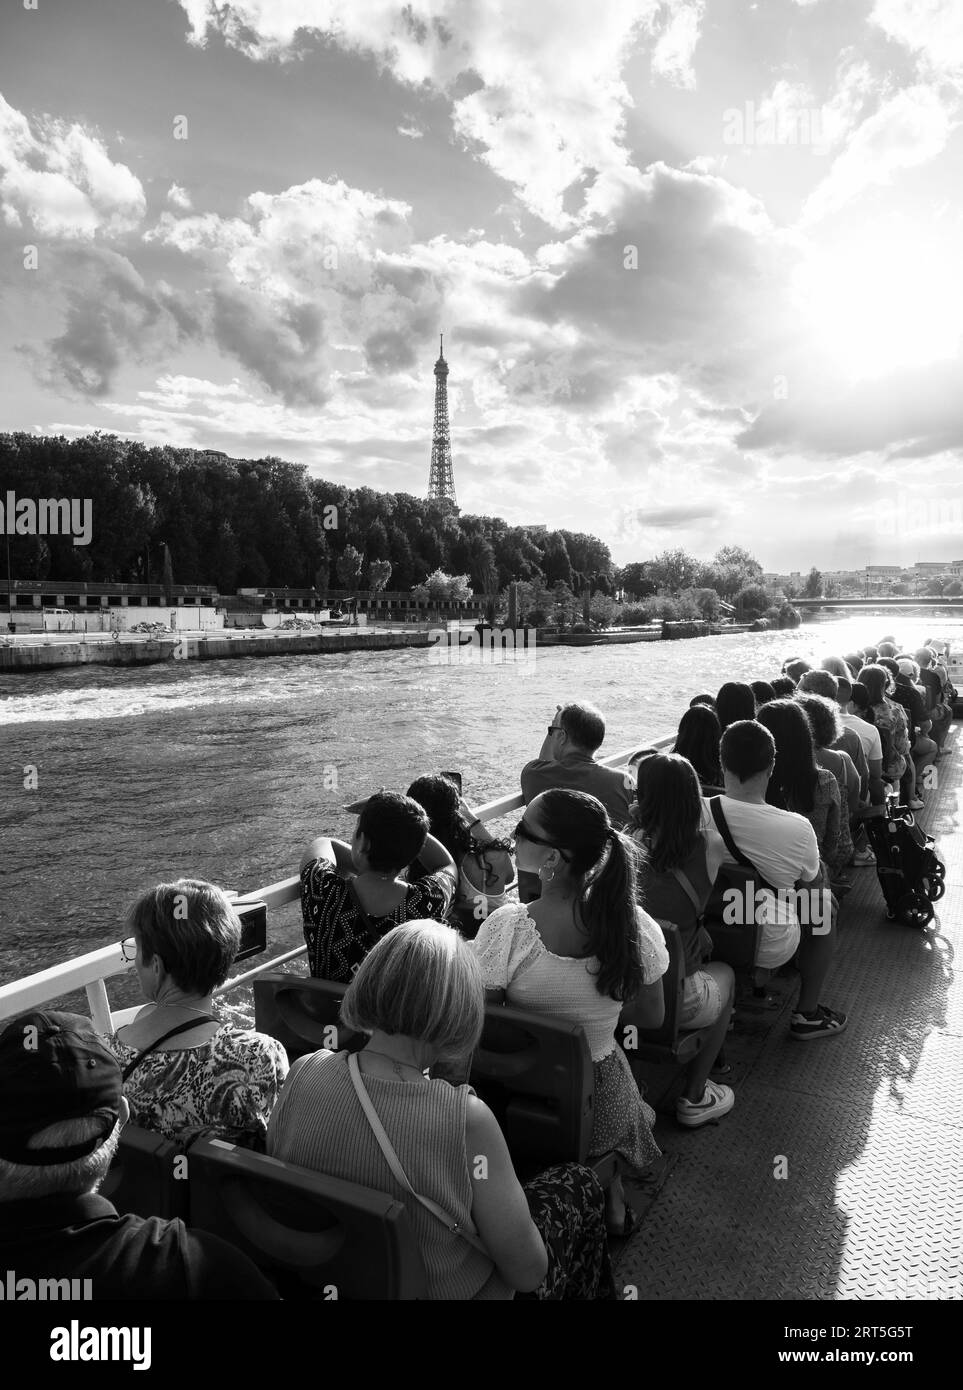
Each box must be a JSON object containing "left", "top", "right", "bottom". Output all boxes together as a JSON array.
[
  {"left": 367, "top": 558, "right": 392, "bottom": 607},
  {"left": 943, "top": 580, "right": 963, "bottom": 596},
  {"left": 803, "top": 567, "right": 823, "bottom": 598},
  {"left": 646, "top": 548, "right": 702, "bottom": 593},
  {"left": 734, "top": 583, "right": 771, "bottom": 617},
  {"left": 589, "top": 592, "right": 618, "bottom": 627},
  {"left": 617, "top": 562, "right": 656, "bottom": 599},
  {"left": 337, "top": 544, "right": 364, "bottom": 619}
]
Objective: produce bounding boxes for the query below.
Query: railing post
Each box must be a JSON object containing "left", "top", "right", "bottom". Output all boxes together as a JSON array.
[{"left": 85, "top": 979, "right": 113, "bottom": 1036}]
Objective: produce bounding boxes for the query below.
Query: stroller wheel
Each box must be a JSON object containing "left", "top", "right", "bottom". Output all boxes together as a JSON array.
[
  {"left": 926, "top": 878, "right": 946, "bottom": 902},
  {"left": 897, "top": 893, "right": 934, "bottom": 929}
]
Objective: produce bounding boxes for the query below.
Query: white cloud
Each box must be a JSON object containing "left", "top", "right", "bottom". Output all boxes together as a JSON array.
[
  {"left": 167, "top": 183, "right": 192, "bottom": 209},
  {"left": 396, "top": 123, "right": 424, "bottom": 140},
  {"left": 650, "top": 0, "right": 704, "bottom": 89},
  {"left": 0, "top": 94, "right": 145, "bottom": 238},
  {"left": 172, "top": 1, "right": 705, "bottom": 228},
  {"left": 801, "top": 84, "right": 957, "bottom": 223},
  {"left": 871, "top": 0, "right": 963, "bottom": 81}
]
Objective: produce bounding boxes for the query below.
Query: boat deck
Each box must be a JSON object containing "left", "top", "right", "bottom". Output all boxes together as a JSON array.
[{"left": 616, "top": 728, "right": 963, "bottom": 1300}]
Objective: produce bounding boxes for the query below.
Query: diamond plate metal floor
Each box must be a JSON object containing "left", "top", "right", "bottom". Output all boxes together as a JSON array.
[{"left": 616, "top": 728, "right": 963, "bottom": 1300}]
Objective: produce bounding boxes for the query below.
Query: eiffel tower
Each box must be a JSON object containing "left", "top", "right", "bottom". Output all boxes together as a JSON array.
[{"left": 426, "top": 334, "right": 457, "bottom": 505}]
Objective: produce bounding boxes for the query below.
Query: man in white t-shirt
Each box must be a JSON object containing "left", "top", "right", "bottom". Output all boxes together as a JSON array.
[{"left": 702, "top": 719, "right": 848, "bottom": 1041}]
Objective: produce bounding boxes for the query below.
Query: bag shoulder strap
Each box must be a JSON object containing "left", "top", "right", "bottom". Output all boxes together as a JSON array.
[
  {"left": 708, "top": 797, "right": 777, "bottom": 891},
  {"left": 121, "top": 1016, "right": 218, "bottom": 1082},
  {"left": 708, "top": 797, "right": 754, "bottom": 867},
  {"left": 346, "top": 1052, "right": 490, "bottom": 1258},
  {"left": 670, "top": 866, "right": 704, "bottom": 919}
]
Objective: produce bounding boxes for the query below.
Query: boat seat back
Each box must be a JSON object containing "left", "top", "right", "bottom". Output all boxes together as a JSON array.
[
  {"left": 187, "top": 1138, "right": 428, "bottom": 1300},
  {"left": 254, "top": 973, "right": 362, "bottom": 1061}
]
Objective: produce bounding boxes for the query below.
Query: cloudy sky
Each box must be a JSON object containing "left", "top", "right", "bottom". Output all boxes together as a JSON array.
[{"left": 1, "top": 0, "right": 962, "bottom": 570}]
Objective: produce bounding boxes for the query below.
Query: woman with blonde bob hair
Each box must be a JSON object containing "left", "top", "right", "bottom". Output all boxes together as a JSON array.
[{"left": 266, "top": 922, "right": 614, "bottom": 1301}]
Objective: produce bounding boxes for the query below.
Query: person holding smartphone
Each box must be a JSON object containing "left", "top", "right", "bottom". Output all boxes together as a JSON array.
[{"left": 406, "top": 774, "right": 516, "bottom": 937}]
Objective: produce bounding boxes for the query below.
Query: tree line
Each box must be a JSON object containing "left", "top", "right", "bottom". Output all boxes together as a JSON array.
[{"left": 0, "top": 433, "right": 614, "bottom": 598}]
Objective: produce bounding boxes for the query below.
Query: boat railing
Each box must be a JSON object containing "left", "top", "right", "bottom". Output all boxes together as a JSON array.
[{"left": 0, "top": 735, "right": 675, "bottom": 1033}]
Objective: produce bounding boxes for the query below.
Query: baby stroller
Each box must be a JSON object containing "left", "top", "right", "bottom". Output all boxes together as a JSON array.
[{"left": 863, "top": 795, "right": 946, "bottom": 928}]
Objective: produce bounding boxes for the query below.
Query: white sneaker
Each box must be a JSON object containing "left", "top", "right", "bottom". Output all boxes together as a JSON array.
[{"left": 676, "top": 1079, "right": 735, "bottom": 1128}]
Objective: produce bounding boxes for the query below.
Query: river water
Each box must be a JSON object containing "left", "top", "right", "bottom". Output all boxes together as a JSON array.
[{"left": 1, "top": 611, "right": 959, "bottom": 992}]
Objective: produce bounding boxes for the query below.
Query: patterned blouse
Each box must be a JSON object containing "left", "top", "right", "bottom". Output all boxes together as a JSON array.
[
  {"left": 300, "top": 854, "right": 456, "bottom": 981},
  {"left": 870, "top": 698, "right": 910, "bottom": 784},
  {"left": 106, "top": 1021, "right": 288, "bottom": 1150}
]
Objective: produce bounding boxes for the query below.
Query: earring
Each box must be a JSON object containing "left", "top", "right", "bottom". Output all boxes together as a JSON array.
[{"left": 539, "top": 865, "right": 555, "bottom": 884}]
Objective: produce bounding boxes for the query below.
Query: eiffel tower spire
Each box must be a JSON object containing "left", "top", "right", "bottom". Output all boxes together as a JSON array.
[{"left": 427, "top": 333, "right": 457, "bottom": 505}]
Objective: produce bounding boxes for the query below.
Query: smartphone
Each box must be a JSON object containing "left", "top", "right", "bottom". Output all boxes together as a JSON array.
[{"left": 440, "top": 769, "right": 463, "bottom": 794}]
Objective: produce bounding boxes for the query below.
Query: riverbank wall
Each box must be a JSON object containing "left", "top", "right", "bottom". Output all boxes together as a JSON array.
[{"left": 0, "top": 628, "right": 432, "bottom": 673}]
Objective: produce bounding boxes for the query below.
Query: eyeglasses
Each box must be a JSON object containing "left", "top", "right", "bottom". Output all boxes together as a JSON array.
[
  {"left": 513, "top": 820, "right": 571, "bottom": 862},
  {"left": 547, "top": 724, "right": 565, "bottom": 736},
  {"left": 120, "top": 937, "right": 137, "bottom": 963}
]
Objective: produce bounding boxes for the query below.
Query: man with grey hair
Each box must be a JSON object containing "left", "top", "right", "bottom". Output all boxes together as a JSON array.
[{"left": 0, "top": 1010, "right": 278, "bottom": 1299}]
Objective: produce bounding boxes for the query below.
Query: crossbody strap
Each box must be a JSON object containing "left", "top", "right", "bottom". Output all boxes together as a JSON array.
[
  {"left": 670, "top": 866, "right": 704, "bottom": 919},
  {"left": 346, "top": 1052, "right": 490, "bottom": 1258},
  {"left": 121, "top": 1016, "right": 218, "bottom": 1082},
  {"left": 708, "top": 798, "right": 776, "bottom": 892}
]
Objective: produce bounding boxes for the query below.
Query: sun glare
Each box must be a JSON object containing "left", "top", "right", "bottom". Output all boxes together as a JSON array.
[{"left": 794, "top": 225, "right": 963, "bottom": 380}]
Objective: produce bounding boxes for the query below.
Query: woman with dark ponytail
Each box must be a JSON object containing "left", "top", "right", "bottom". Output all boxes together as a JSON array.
[{"left": 473, "top": 789, "right": 668, "bottom": 1235}]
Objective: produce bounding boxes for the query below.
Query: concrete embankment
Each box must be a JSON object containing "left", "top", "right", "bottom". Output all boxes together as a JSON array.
[{"left": 0, "top": 629, "right": 432, "bottom": 673}]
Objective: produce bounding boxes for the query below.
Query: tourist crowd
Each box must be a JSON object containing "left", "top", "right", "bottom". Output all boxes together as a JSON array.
[{"left": 0, "top": 637, "right": 954, "bottom": 1300}]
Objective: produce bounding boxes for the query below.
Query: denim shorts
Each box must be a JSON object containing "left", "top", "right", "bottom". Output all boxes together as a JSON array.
[{"left": 679, "top": 969, "right": 725, "bottom": 1030}]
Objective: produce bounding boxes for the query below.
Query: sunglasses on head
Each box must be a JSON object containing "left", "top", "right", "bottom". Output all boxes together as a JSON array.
[{"left": 513, "top": 819, "right": 571, "bottom": 862}]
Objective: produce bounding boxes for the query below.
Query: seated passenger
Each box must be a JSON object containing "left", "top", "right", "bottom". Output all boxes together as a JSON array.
[
  {"left": 300, "top": 791, "right": 457, "bottom": 980},
  {"left": 798, "top": 670, "right": 869, "bottom": 799},
  {"left": 794, "top": 693, "right": 857, "bottom": 878},
  {"left": 108, "top": 881, "right": 287, "bottom": 1149},
  {"left": 750, "top": 680, "right": 776, "bottom": 706},
  {"left": 673, "top": 704, "right": 724, "bottom": 794},
  {"left": 406, "top": 774, "right": 516, "bottom": 937},
  {"left": 632, "top": 754, "right": 736, "bottom": 1126},
  {"left": 702, "top": 721, "right": 847, "bottom": 1041},
  {"left": 783, "top": 659, "right": 812, "bottom": 684},
  {"left": 819, "top": 655, "right": 852, "bottom": 681},
  {"left": 716, "top": 681, "right": 756, "bottom": 731},
  {"left": 266, "top": 922, "right": 615, "bottom": 1300},
  {"left": 755, "top": 700, "right": 843, "bottom": 881},
  {"left": 0, "top": 1011, "right": 279, "bottom": 1299},
  {"left": 770, "top": 676, "right": 796, "bottom": 698},
  {"left": 915, "top": 647, "right": 952, "bottom": 753},
  {"left": 837, "top": 677, "right": 885, "bottom": 804},
  {"left": 474, "top": 789, "right": 669, "bottom": 1236},
  {"left": 520, "top": 702, "right": 634, "bottom": 830},
  {"left": 861, "top": 661, "right": 911, "bottom": 806},
  {"left": 895, "top": 659, "right": 937, "bottom": 805},
  {"left": 689, "top": 691, "right": 717, "bottom": 710}
]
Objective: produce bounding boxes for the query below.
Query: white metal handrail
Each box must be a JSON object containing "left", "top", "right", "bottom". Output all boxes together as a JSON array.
[{"left": 0, "top": 734, "right": 675, "bottom": 1029}]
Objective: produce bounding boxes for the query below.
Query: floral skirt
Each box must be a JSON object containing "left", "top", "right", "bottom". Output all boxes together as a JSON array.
[
  {"left": 521, "top": 1163, "right": 616, "bottom": 1300},
  {"left": 588, "top": 1046, "right": 661, "bottom": 1176}
]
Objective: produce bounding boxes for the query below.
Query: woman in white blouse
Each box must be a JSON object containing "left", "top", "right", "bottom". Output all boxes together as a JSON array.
[{"left": 474, "top": 789, "right": 668, "bottom": 1236}]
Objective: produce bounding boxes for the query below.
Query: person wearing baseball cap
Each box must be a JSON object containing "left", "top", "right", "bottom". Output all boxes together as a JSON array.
[{"left": 0, "top": 1011, "right": 278, "bottom": 1299}]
